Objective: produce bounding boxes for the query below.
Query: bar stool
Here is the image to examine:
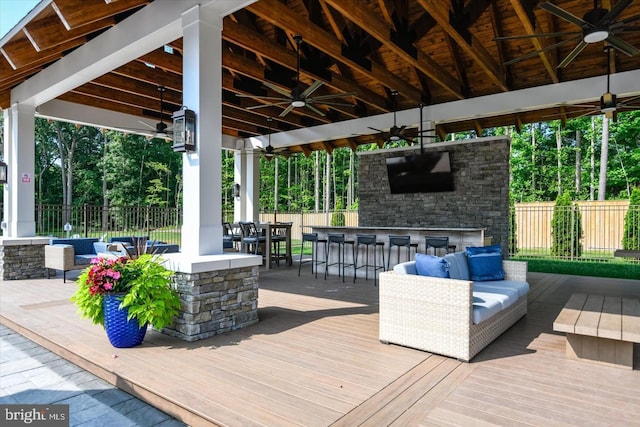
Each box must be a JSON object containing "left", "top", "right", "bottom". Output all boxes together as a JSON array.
[
  {"left": 353, "top": 234, "right": 385, "bottom": 285},
  {"left": 425, "top": 236, "right": 456, "bottom": 256},
  {"left": 324, "top": 233, "right": 355, "bottom": 282},
  {"left": 298, "top": 232, "right": 327, "bottom": 278},
  {"left": 387, "top": 235, "right": 419, "bottom": 270},
  {"left": 271, "top": 222, "right": 290, "bottom": 266}
]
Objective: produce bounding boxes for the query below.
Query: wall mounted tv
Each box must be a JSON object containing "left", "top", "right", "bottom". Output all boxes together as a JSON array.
[{"left": 385, "top": 151, "right": 454, "bottom": 194}]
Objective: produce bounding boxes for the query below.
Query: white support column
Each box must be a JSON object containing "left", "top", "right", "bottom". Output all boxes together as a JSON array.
[
  {"left": 4, "top": 103, "right": 36, "bottom": 237},
  {"left": 233, "top": 149, "right": 245, "bottom": 223},
  {"left": 244, "top": 148, "right": 260, "bottom": 222},
  {"left": 179, "top": 5, "right": 223, "bottom": 256}
]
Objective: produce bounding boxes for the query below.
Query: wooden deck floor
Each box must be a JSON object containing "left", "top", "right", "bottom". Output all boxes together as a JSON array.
[{"left": 1, "top": 267, "right": 639, "bottom": 426}]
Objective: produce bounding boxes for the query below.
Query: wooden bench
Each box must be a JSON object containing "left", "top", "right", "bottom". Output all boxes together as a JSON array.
[
  {"left": 553, "top": 293, "right": 640, "bottom": 369},
  {"left": 613, "top": 249, "right": 640, "bottom": 260}
]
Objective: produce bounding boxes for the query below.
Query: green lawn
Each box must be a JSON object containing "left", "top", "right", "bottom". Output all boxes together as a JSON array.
[{"left": 512, "top": 257, "right": 640, "bottom": 280}]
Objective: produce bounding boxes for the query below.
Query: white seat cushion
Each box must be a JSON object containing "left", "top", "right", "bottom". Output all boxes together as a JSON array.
[
  {"left": 393, "top": 261, "right": 417, "bottom": 275},
  {"left": 473, "top": 284, "right": 519, "bottom": 309},
  {"left": 472, "top": 292, "right": 504, "bottom": 324},
  {"left": 480, "top": 280, "right": 529, "bottom": 298}
]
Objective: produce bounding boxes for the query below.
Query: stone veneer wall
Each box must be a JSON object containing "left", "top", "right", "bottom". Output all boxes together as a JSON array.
[
  {"left": 0, "top": 243, "right": 48, "bottom": 280},
  {"left": 163, "top": 265, "right": 259, "bottom": 341},
  {"left": 358, "top": 137, "right": 510, "bottom": 252}
]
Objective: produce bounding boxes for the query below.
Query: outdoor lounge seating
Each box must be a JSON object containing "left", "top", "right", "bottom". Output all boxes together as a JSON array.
[
  {"left": 45, "top": 237, "right": 101, "bottom": 282},
  {"left": 379, "top": 248, "right": 529, "bottom": 361}
]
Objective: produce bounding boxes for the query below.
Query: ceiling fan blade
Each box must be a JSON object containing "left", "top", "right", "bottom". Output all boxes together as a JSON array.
[
  {"left": 263, "top": 81, "right": 294, "bottom": 98},
  {"left": 310, "top": 92, "right": 358, "bottom": 101},
  {"left": 235, "top": 94, "right": 290, "bottom": 101},
  {"left": 138, "top": 120, "right": 156, "bottom": 130},
  {"left": 539, "top": 2, "right": 587, "bottom": 27},
  {"left": 310, "top": 100, "right": 354, "bottom": 107},
  {"left": 618, "top": 13, "right": 640, "bottom": 26},
  {"left": 301, "top": 80, "right": 323, "bottom": 98},
  {"left": 504, "top": 36, "right": 578, "bottom": 65},
  {"left": 601, "top": 0, "right": 632, "bottom": 25},
  {"left": 304, "top": 104, "right": 326, "bottom": 116},
  {"left": 368, "top": 126, "right": 384, "bottom": 133},
  {"left": 620, "top": 95, "right": 640, "bottom": 106},
  {"left": 606, "top": 34, "right": 640, "bottom": 56},
  {"left": 246, "top": 101, "right": 292, "bottom": 110},
  {"left": 558, "top": 40, "right": 588, "bottom": 68},
  {"left": 494, "top": 31, "right": 581, "bottom": 41},
  {"left": 279, "top": 104, "right": 295, "bottom": 117}
]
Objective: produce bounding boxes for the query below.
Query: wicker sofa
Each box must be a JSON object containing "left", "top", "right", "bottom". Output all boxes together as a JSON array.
[{"left": 379, "top": 251, "right": 528, "bottom": 361}]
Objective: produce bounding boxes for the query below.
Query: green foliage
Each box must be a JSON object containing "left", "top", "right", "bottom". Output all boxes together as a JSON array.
[
  {"left": 509, "top": 195, "right": 518, "bottom": 254},
  {"left": 622, "top": 187, "right": 640, "bottom": 250},
  {"left": 551, "top": 192, "right": 583, "bottom": 258},
  {"left": 521, "top": 258, "right": 640, "bottom": 280},
  {"left": 331, "top": 199, "right": 345, "bottom": 226},
  {"left": 71, "top": 254, "right": 180, "bottom": 330}
]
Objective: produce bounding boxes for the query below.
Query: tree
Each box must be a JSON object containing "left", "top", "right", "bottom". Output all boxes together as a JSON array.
[
  {"left": 551, "top": 192, "right": 583, "bottom": 258},
  {"left": 622, "top": 187, "right": 640, "bottom": 251},
  {"left": 598, "top": 116, "right": 610, "bottom": 200}
]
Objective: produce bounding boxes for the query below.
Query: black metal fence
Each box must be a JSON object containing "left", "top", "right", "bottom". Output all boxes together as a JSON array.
[{"left": 3, "top": 202, "right": 639, "bottom": 264}]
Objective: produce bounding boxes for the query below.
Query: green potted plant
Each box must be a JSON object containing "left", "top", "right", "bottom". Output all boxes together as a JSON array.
[{"left": 71, "top": 254, "right": 181, "bottom": 348}]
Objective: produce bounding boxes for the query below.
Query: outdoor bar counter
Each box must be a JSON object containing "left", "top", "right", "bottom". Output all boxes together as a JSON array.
[{"left": 310, "top": 226, "right": 489, "bottom": 276}]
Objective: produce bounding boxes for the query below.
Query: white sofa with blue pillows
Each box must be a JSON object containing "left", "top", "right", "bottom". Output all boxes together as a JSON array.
[{"left": 378, "top": 245, "right": 528, "bottom": 361}]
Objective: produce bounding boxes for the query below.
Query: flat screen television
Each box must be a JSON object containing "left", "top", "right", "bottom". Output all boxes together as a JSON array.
[{"left": 385, "top": 151, "right": 454, "bottom": 194}]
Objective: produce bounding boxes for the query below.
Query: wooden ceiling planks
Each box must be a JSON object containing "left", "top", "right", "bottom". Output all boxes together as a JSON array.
[{"left": 0, "top": 0, "right": 639, "bottom": 154}]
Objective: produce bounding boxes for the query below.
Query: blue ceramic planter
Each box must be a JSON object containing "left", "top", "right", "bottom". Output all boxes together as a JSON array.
[{"left": 103, "top": 293, "right": 147, "bottom": 348}]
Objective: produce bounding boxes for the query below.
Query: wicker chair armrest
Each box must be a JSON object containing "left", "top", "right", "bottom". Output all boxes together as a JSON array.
[
  {"left": 44, "top": 245, "right": 76, "bottom": 270},
  {"left": 502, "top": 260, "right": 528, "bottom": 282}
]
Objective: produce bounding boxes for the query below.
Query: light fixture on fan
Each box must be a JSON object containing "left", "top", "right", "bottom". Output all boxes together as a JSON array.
[
  {"left": 264, "top": 118, "right": 275, "bottom": 158},
  {"left": 600, "top": 92, "right": 617, "bottom": 117},
  {"left": 584, "top": 27, "right": 609, "bottom": 43}
]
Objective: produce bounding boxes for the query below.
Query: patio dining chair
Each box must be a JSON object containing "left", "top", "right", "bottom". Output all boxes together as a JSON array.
[{"left": 239, "top": 221, "right": 266, "bottom": 256}]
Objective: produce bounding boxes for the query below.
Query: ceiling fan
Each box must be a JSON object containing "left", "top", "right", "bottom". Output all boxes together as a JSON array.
[
  {"left": 368, "top": 90, "right": 412, "bottom": 143},
  {"left": 137, "top": 86, "right": 173, "bottom": 140},
  {"left": 257, "top": 118, "right": 286, "bottom": 159},
  {"left": 548, "top": 47, "right": 640, "bottom": 120},
  {"left": 496, "top": 0, "right": 640, "bottom": 68},
  {"left": 236, "top": 35, "right": 356, "bottom": 117}
]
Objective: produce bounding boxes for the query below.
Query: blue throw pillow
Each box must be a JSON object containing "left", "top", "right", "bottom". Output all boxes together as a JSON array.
[
  {"left": 466, "top": 244, "right": 504, "bottom": 281},
  {"left": 415, "top": 253, "right": 450, "bottom": 278}
]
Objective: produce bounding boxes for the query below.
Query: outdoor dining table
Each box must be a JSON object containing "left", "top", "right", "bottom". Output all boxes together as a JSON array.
[{"left": 235, "top": 222, "right": 292, "bottom": 269}]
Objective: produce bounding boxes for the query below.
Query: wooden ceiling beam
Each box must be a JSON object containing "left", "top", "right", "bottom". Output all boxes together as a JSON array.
[
  {"left": 110, "top": 62, "right": 182, "bottom": 91},
  {"left": 50, "top": 0, "right": 148, "bottom": 30},
  {"left": 323, "top": 0, "right": 464, "bottom": 100},
  {"left": 320, "top": 141, "right": 334, "bottom": 155},
  {"left": 23, "top": 15, "right": 114, "bottom": 52},
  {"left": 1, "top": 36, "right": 85, "bottom": 70},
  {"left": 223, "top": 19, "right": 388, "bottom": 114},
  {"left": 246, "top": 0, "right": 420, "bottom": 104},
  {"left": 317, "top": 0, "right": 347, "bottom": 43},
  {"left": 92, "top": 73, "right": 180, "bottom": 104},
  {"left": 137, "top": 49, "right": 182, "bottom": 75},
  {"left": 416, "top": 0, "right": 507, "bottom": 92},
  {"left": 221, "top": 116, "right": 261, "bottom": 135},
  {"left": 72, "top": 83, "right": 180, "bottom": 116},
  {"left": 508, "top": 0, "right": 559, "bottom": 83},
  {"left": 444, "top": 34, "right": 469, "bottom": 96}
]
